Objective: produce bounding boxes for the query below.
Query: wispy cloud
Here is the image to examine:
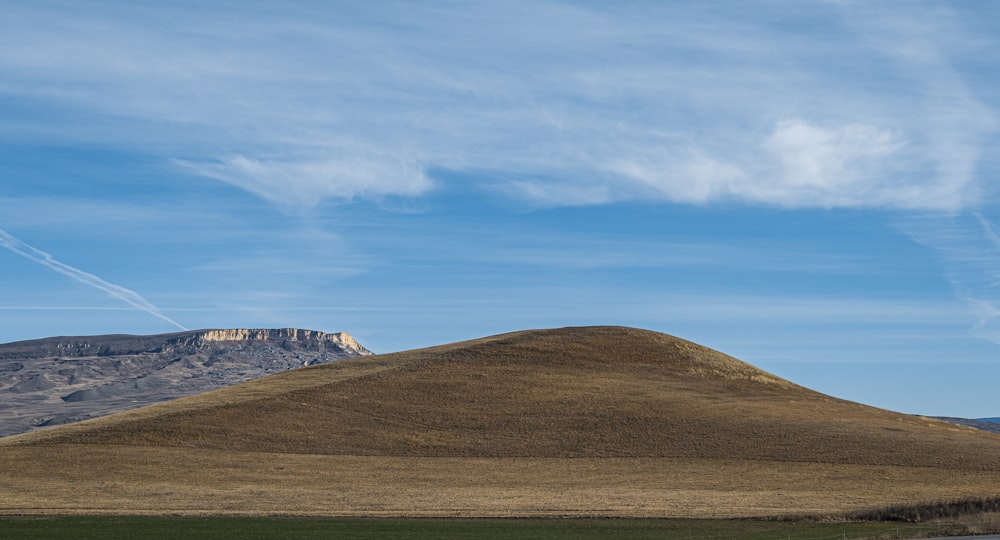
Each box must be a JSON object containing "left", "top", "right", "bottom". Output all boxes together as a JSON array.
[
  {"left": 0, "top": 228, "right": 187, "bottom": 331},
  {"left": 0, "top": 306, "right": 145, "bottom": 311},
  {"left": 756, "top": 120, "right": 909, "bottom": 207},
  {"left": 176, "top": 153, "right": 432, "bottom": 210},
  {"left": 898, "top": 213, "right": 1000, "bottom": 346},
  {"left": 0, "top": 1, "right": 994, "bottom": 212},
  {"left": 830, "top": 1, "right": 996, "bottom": 210}
]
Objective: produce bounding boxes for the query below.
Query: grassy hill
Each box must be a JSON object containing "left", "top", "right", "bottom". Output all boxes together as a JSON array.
[{"left": 2, "top": 326, "right": 999, "bottom": 517}]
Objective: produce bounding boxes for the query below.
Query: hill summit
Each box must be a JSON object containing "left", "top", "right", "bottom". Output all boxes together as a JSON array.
[{"left": 0, "top": 328, "right": 371, "bottom": 437}]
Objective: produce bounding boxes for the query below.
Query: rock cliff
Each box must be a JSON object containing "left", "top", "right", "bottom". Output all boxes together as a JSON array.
[{"left": 0, "top": 328, "right": 372, "bottom": 437}]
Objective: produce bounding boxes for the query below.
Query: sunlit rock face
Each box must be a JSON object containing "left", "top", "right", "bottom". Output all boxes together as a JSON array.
[
  {"left": 190, "top": 328, "right": 368, "bottom": 354},
  {"left": 0, "top": 328, "right": 372, "bottom": 437}
]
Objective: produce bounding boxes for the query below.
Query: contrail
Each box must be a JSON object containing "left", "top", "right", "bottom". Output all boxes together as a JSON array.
[
  {"left": 0, "top": 228, "right": 188, "bottom": 331},
  {"left": 899, "top": 214, "right": 1000, "bottom": 346},
  {"left": 977, "top": 213, "right": 1000, "bottom": 252}
]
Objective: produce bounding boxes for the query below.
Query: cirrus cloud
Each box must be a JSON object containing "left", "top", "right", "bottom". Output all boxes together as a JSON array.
[
  {"left": 0, "top": 1, "right": 994, "bottom": 212},
  {"left": 177, "top": 153, "right": 432, "bottom": 209}
]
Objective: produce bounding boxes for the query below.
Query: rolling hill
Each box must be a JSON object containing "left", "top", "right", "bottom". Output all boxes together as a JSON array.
[{"left": 2, "top": 326, "right": 999, "bottom": 518}]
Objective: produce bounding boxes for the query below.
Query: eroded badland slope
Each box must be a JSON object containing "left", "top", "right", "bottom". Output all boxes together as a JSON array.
[{"left": 0, "top": 328, "right": 371, "bottom": 437}]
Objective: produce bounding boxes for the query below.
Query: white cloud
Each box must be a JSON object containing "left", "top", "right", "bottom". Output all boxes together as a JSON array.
[
  {"left": 765, "top": 121, "right": 897, "bottom": 185},
  {"left": 497, "top": 180, "right": 617, "bottom": 207},
  {"left": 178, "top": 154, "right": 432, "bottom": 210},
  {"left": 831, "top": 1, "right": 996, "bottom": 207},
  {"left": 609, "top": 147, "right": 744, "bottom": 205},
  {"left": 757, "top": 119, "right": 910, "bottom": 207},
  {"left": 0, "top": 1, "right": 995, "bottom": 211}
]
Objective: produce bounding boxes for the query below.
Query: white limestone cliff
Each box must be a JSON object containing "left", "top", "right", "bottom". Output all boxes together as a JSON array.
[{"left": 197, "top": 328, "right": 371, "bottom": 355}]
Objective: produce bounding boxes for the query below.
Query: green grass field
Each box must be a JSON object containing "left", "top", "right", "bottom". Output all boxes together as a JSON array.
[{"left": 0, "top": 517, "right": 960, "bottom": 540}]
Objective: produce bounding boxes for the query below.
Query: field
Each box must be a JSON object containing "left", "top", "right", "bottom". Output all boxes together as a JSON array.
[
  {"left": 0, "top": 516, "right": 990, "bottom": 540},
  {"left": 5, "top": 446, "right": 1000, "bottom": 518},
  {"left": 3, "top": 327, "right": 1000, "bottom": 518}
]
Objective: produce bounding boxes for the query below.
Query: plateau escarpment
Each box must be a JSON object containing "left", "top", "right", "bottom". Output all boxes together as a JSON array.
[{"left": 0, "top": 328, "right": 370, "bottom": 437}]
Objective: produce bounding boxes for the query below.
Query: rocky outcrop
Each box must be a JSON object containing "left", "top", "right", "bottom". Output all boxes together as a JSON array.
[
  {"left": 0, "top": 329, "right": 371, "bottom": 360},
  {"left": 0, "top": 328, "right": 372, "bottom": 437}
]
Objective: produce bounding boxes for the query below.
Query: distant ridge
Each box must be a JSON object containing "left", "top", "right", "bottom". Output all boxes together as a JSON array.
[
  {"left": 4, "top": 326, "right": 1000, "bottom": 518},
  {"left": 932, "top": 416, "right": 1000, "bottom": 435},
  {"left": 0, "top": 328, "right": 371, "bottom": 437},
  {"left": 0, "top": 328, "right": 369, "bottom": 359}
]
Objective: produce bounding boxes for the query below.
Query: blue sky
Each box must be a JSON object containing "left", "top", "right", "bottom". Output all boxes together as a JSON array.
[{"left": 2, "top": 1, "right": 1000, "bottom": 417}]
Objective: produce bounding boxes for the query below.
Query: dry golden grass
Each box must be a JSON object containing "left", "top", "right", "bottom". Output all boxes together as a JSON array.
[{"left": 2, "top": 326, "right": 1000, "bottom": 517}]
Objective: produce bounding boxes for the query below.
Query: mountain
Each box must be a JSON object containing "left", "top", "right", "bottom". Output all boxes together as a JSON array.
[
  {"left": 979, "top": 417, "right": 1000, "bottom": 424},
  {"left": 0, "top": 328, "right": 371, "bottom": 437},
  {"left": 2, "top": 326, "right": 1000, "bottom": 518}
]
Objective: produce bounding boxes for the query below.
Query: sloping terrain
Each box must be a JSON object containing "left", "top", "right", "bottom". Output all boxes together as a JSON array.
[
  {"left": 0, "top": 328, "right": 371, "bottom": 437},
  {"left": 2, "top": 326, "right": 1000, "bottom": 517}
]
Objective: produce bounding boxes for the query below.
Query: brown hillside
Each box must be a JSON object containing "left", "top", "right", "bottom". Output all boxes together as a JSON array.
[{"left": 3, "top": 326, "right": 1000, "bottom": 517}]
